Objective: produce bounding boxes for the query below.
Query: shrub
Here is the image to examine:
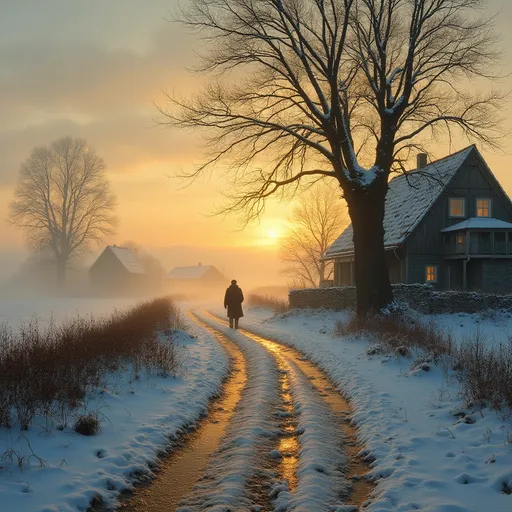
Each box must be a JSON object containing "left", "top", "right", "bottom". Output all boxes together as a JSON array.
[
  {"left": 247, "top": 294, "right": 289, "bottom": 314},
  {"left": 0, "top": 297, "right": 184, "bottom": 431},
  {"left": 335, "top": 310, "right": 512, "bottom": 413},
  {"left": 74, "top": 413, "right": 101, "bottom": 436},
  {"left": 334, "top": 310, "right": 453, "bottom": 360},
  {"left": 455, "top": 331, "right": 512, "bottom": 410}
]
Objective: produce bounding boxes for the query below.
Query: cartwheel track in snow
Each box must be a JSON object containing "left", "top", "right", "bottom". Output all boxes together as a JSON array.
[
  {"left": 115, "top": 309, "right": 374, "bottom": 511},
  {"left": 103, "top": 312, "right": 247, "bottom": 512},
  {"left": 203, "top": 309, "right": 375, "bottom": 511}
]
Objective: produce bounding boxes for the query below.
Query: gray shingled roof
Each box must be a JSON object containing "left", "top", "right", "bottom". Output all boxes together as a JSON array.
[
  {"left": 168, "top": 265, "right": 214, "bottom": 279},
  {"left": 108, "top": 246, "right": 146, "bottom": 274},
  {"left": 441, "top": 217, "right": 512, "bottom": 232},
  {"left": 324, "top": 146, "right": 475, "bottom": 259}
]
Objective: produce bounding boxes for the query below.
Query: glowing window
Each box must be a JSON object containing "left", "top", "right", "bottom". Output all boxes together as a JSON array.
[
  {"left": 456, "top": 233, "right": 465, "bottom": 247},
  {"left": 449, "top": 198, "right": 465, "bottom": 218},
  {"left": 476, "top": 198, "right": 491, "bottom": 217},
  {"left": 426, "top": 265, "right": 438, "bottom": 283}
]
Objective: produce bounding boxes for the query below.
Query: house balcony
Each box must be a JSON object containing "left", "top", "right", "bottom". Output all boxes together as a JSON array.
[{"left": 442, "top": 218, "right": 512, "bottom": 259}]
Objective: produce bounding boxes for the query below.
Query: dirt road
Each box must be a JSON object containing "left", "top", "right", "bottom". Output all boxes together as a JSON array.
[{"left": 119, "top": 309, "right": 373, "bottom": 511}]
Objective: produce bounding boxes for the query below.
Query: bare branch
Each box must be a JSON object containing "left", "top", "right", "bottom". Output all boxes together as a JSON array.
[{"left": 279, "top": 182, "right": 347, "bottom": 287}]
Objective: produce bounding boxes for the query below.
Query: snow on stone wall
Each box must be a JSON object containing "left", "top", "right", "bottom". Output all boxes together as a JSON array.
[{"left": 289, "top": 284, "right": 512, "bottom": 314}]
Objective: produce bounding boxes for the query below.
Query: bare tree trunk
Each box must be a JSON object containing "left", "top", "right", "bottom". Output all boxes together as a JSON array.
[
  {"left": 56, "top": 258, "right": 67, "bottom": 287},
  {"left": 318, "top": 260, "right": 325, "bottom": 287},
  {"left": 348, "top": 188, "right": 393, "bottom": 316}
]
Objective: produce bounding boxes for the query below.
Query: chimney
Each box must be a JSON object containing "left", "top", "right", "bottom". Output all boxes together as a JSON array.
[{"left": 417, "top": 153, "right": 427, "bottom": 169}]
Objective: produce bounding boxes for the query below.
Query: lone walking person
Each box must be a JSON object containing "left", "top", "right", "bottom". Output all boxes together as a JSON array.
[{"left": 224, "top": 279, "right": 244, "bottom": 329}]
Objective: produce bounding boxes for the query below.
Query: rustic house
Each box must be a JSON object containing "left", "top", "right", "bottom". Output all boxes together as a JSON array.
[
  {"left": 324, "top": 146, "right": 512, "bottom": 292},
  {"left": 89, "top": 245, "right": 147, "bottom": 295},
  {"left": 167, "top": 264, "right": 228, "bottom": 295}
]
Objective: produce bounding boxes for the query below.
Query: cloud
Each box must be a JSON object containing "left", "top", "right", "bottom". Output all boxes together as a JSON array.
[
  {"left": 0, "top": 16, "right": 203, "bottom": 184},
  {"left": 0, "top": 113, "right": 203, "bottom": 185},
  {"left": 0, "top": 14, "right": 195, "bottom": 121}
]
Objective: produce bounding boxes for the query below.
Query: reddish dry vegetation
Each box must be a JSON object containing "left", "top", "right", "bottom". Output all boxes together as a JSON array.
[
  {"left": 456, "top": 332, "right": 512, "bottom": 412},
  {"left": 0, "top": 298, "right": 183, "bottom": 431},
  {"left": 247, "top": 294, "right": 289, "bottom": 314},
  {"left": 336, "top": 310, "right": 512, "bottom": 412},
  {"left": 335, "top": 311, "right": 454, "bottom": 359}
]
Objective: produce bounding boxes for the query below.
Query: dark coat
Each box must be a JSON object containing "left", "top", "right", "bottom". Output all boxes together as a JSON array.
[{"left": 224, "top": 284, "right": 244, "bottom": 319}]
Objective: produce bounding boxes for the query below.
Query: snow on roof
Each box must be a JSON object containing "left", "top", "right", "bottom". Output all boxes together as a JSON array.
[
  {"left": 324, "top": 146, "right": 475, "bottom": 259},
  {"left": 168, "top": 265, "right": 214, "bottom": 279},
  {"left": 108, "top": 246, "right": 146, "bottom": 274},
  {"left": 441, "top": 217, "right": 512, "bottom": 232}
]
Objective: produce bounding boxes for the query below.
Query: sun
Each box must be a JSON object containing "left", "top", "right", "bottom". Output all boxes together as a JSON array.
[
  {"left": 268, "top": 229, "right": 278, "bottom": 240},
  {"left": 254, "top": 221, "right": 285, "bottom": 247}
]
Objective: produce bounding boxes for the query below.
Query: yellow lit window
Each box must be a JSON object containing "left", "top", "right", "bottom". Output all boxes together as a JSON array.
[
  {"left": 456, "top": 233, "right": 465, "bottom": 247},
  {"left": 476, "top": 199, "right": 491, "bottom": 217},
  {"left": 449, "top": 198, "right": 465, "bottom": 217},
  {"left": 426, "top": 265, "right": 438, "bottom": 283}
]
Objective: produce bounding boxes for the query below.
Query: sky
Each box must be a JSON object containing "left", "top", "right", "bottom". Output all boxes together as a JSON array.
[{"left": 1, "top": 0, "right": 512, "bottom": 288}]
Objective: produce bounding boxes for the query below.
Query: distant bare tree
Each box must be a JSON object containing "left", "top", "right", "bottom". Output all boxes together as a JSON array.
[
  {"left": 124, "top": 241, "right": 166, "bottom": 285},
  {"left": 9, "top": 137, "right": 117, "bottom": 285},
  {"left": 280, "top": 184, "right": 346, "bottom": 288},
  {"left": 163, "top": 0, "right": 504, "bottom": 315}
]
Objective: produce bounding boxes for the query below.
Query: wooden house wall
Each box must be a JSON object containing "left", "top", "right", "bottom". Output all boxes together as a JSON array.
[
  {"left": 90, "top": 249, "right": 129, "bottom": 284},
  {"left": 404, "top": 152, "right": 512, "bottom": 289},
  {"left": 90, "top": 249, "right": 145, "bottom": 294},
  {"left": 203, "top": 267, "right": 229, "bottom": 285},
  {"left": 333, "top": 250, "right": 404, "bottom": 286}
]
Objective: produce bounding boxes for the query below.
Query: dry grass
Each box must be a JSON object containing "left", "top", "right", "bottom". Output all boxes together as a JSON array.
[
  {"left": 335, "top": 309, "right": 512, "bottom": 413},
  {"left": 0, "top": 297, "right": 184, "bottom": 431},
  {"left": 455, "top": 331, "right": 512, "bottom": 410},
  {"left": 74, "top": 412, "right": 101, "bottom": 436},
  {"left": 335, "top": 310, "right": 454, "bottom": 360},
  {"left": 247, "top": 293, "right": 289, "bottom": 314}
]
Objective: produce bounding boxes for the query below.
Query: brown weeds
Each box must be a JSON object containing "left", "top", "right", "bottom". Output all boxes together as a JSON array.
[
  {"left": 0, "top": 298, "right": 184, "bottom": 431},
  {"left": 335, "top": 311, "right": 454, "bottom": 360},
  {"left": 335, "top": 309, "right": 512, "bottom": 413},
  {"left": 247, "top": 294, "right": 289, "bottom": 314},
  {"left": 456, "top": 331, "right": 512, "bottom": 410}
]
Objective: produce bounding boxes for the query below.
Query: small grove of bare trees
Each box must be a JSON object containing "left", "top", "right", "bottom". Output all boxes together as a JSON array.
[
  {"left": 8, "top": 137, "right": 117, "bottom": 285},
  {"left": 123, "top": 241, "right": 166, "bottom": 286},
  {"left": 279, "top": 184, "right": 346, "bottom": 288},
  {"left": 163, "top": 0, "right": 504, "bottom": 315}
]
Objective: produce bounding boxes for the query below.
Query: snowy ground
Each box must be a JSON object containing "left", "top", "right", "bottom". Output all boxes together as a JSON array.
[
  {"left": 0, "top": 303, "right": 227, "bottom": 512},
  {"left": 178, "top": 310, "right": 281, "bottom": 511},
  {"left": 1, "top": 297, "right": 512, "bottom": 511},
  {"left": 232, "top": 305, "right": 512, "bottom": 512},
  {"left": 0, "top": 297, "right": 144, "bottom": 328}
]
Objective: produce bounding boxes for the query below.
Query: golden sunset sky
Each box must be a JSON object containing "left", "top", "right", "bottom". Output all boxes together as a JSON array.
[{"left": 1, "top": 0, "right": 511, "bottom": 288}]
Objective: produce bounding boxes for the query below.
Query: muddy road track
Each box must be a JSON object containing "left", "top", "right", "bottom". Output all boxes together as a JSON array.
[{"left": 115, "top": 309, "right": 373, "bottom": 511}]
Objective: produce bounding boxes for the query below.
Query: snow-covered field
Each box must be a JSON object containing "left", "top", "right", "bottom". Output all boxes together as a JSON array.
[
  {"left": 431, "top": 309, "right": 512, "bottom": 348},
  {"left": 234, "top": 305, "right": 512, "bottom": 512},
  {"left": 0, "top": 299, "right": 227, "bottom": 512},
  {"left": 0, "top": 297, "right": 145, "bottom": 329},
  {"left": 1, "top": 297, "right": 512, "bottom": 511}
]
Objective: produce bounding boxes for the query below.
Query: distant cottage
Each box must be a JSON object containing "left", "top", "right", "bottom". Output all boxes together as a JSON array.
[
  {"left": 324, "top": 146, "right": 512, "bottom": 293},
  {"left": 167, "top": 264, "right": 228, "bottom": 295},
  {"left": 89, "top": 245, "right": 146, "bottom": 294}
]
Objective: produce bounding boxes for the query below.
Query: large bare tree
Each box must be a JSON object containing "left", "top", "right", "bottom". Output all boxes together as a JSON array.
[
  {"left": 163, "top": 0, "right": 503, "bottom": 314},
  {"left": 9, "top": 137, "right": 117, "bottom": 285},
  {"left": 280, "top": 183, "right": 346, "bottom": 287}
]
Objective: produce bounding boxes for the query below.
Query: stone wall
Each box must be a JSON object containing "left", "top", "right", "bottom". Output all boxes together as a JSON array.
[
  {"left": 289, "top": 284, "right": 512, "bottom": 314},
  {"left": 482, "top": 260, "right": 512, "bottom": 295}
]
